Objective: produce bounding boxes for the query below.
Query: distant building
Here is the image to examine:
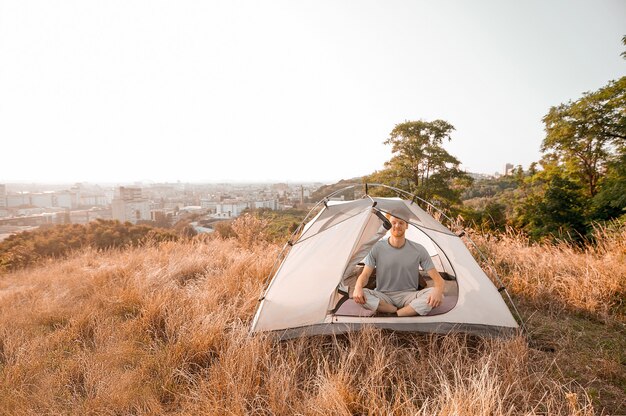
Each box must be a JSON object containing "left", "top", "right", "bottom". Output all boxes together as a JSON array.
[
  {"left": 111, "top": 187, "right": 151, "bottom": 224},
  {"left": 253, "top": 199, "right": 279, "bottom": 210},
  {"left": 30, "top": 193, "right": 54, "bottom": 208},
  {"left": 6, "top": 193, "right": 30, "bottom": 208},
  {"left": 179, "top": 205, "right": 203, "bottom": 213},
  {"left": 216, "top": 202, "right": 249, "bottom": 218},
  {"left": 467, "top": 172, "right": 493, "bottom": 180},
  {"left": 51, "top": 191, "right": 78, "bottom": 209},
  {"left": 504, "top": 163, "right": 515, "bottom": 176},
  {"left": 200, "top": 199, "right": 218, "bottom": 212},
  {"left": 80, "top": 194, "right": 109, "bottom": 207},
  {"left": 214, "top": 198, "right": 279, "bottom": 218},
  {"left": 4, "top": 189, "right": 79, "bottom": 210},
  {"left": 76, "top": 184, "right": 108, "bottom": 207},
  {"left": 119, "top": 187, "right": 144, "bottom": 202}
]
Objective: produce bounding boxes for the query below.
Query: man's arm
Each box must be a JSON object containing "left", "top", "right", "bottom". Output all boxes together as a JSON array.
[
  {"left": 426, "top": 268, "right": 445, "bottom": 308},
  {"left": 352, "top": 265, "right": 373, "bottom": 305}
]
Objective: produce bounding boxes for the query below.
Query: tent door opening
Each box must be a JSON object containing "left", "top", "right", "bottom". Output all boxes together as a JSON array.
[{"left": 332, "top": 223, "right": 459, "bottom": 318}]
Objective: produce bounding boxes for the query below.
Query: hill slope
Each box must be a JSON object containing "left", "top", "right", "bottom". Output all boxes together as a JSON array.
[{"left": 0, "top": 230, "right": 624, "bottom": 415}]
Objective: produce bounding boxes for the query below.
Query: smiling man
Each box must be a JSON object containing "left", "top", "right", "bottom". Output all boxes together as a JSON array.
[{"left": 352, "top": 213, "right": 445, "bottom": 316}]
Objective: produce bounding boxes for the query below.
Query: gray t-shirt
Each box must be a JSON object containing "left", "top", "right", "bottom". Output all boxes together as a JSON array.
[{"left": 364, "top": 238, "right": 435, "bottom": 292}]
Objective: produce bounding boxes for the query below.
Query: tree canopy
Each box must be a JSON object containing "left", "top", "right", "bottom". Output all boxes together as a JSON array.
[
  {"left": 542, "top": 76, "right": 626, "bottom": 197},
  {"left": 366, "top": 120, "right": 471, "bottom": 207}
]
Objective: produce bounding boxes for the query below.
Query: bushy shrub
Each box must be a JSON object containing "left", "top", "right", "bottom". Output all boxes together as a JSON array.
[
  {"left": 212, "top": 221, "right": 236, "bottom": 239},
  {"left": 0, "top": 220, "right": 178, "bottom": 272},
  {"left": 212, "top": 210, "right": 305, "bottom": 245},
  {"left": 231, "top": 213, "right": 269, "bottom": 248}
]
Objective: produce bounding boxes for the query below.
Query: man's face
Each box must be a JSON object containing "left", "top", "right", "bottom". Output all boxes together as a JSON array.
[{"left": 389, "top": 216, "right": 408, "bottom": 238}]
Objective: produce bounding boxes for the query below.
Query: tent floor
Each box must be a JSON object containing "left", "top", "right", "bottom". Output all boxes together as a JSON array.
[{"left": 334, "top": 294, "right": 458, "bottom": 317}]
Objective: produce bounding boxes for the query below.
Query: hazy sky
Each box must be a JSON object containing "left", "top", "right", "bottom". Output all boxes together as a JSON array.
[{"left": 1, "top": 1, "right": 625, "bottom": 184}]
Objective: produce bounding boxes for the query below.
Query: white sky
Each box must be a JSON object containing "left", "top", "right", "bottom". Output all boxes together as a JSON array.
[{"left": 1, "top": 0, "right": 625, "bottom": 184}]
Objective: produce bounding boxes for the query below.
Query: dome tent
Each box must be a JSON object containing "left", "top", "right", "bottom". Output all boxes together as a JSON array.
[{"left": 250, "top": 184, "right": 520, "bottom": 339}]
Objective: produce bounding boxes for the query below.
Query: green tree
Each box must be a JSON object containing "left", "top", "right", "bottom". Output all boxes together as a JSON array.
[
  {"left": 542, "top": 76, "right": 626, "bottom": 197},
  {"left": 591, "top": 152, "right": 626, "bottom": 221},
  {"left": 366, "top": 120, "right": 471, "bottom": 207},
  {"left": 459, "top": 201, "right": 507, "bottom": 232},
  {"left": 515, "top": 172, "right": 588, "bottom": 242}
]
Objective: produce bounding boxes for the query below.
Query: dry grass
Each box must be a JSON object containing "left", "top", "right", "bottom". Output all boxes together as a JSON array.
[
  {"left": 469, "top": 224, "right": 626, "bottom": 413},
  {"left": 0, "top": 224, "right": 624, "bottom": 415},
  {"left": 469, "top": 224, "right": 626, "bottom": 319}
]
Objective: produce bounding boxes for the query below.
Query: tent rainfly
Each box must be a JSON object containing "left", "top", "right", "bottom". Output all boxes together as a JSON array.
[{"left": 250, "top": 186, "right": 520, "bottom": 339}]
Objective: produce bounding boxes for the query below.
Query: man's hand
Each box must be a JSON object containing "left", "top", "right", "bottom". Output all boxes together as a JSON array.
[
  {"left": 353, "top": 265, "right": 373, "bottom": 305},
  {"left": 427, "top": 287, "right": 443, "bottom": 308},
  {"left": 353, "top": 286, "right": 366, "bottom": 305},
  {"left": 426, "top": 268, "right": 445, "bottom": 308}
]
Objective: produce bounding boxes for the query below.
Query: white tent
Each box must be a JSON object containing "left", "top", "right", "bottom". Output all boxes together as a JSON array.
[{"left": 251, "top": 189, "right": 519, "bottom": 339}]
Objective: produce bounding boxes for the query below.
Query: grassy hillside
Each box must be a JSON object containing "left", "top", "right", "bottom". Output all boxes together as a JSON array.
[{"left": 0, "top": 221, "right": 624, "bottom": 415}]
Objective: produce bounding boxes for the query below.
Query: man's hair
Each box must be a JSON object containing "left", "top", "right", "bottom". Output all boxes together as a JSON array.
[{"left": 385, "top": 212, "right": 407, "bottom": 224}]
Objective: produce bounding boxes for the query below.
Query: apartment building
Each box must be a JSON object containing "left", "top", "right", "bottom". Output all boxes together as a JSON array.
[
  {"left": 111, "top": 187, "right": 151, "bottom": 224},
  {"left": 215, "top": 202, "right": 249, "bottom": 218}
]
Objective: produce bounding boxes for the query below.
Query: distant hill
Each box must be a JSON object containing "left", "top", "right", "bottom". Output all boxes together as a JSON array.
[{"left": 310, "top": 177, "right": 364, "bottom": 201}]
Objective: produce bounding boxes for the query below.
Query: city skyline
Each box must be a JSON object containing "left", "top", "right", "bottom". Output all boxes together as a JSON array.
[
  {"left": 0, "top": 181, "right": 318, "bottom": 242},
  {"left": 1, "top": 1, "right": 625, "bottom": 183}
]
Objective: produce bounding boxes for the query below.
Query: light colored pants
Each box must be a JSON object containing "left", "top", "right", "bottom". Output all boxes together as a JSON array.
[{"left": 362, "top": 288, "right": 435, "bottom": 316}]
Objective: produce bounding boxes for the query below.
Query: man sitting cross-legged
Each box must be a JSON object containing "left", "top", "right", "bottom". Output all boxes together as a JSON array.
[{"left": 353, "top": 213, "right": 445, "bottom": 316}]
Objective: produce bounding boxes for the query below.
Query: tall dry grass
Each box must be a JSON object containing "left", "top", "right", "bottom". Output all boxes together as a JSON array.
[
  {"left": 1, "top": 221, "right": 617, "bottom": 414},
  {"left": 469, "top": 223, "right": 626, "bottom": 319}
]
